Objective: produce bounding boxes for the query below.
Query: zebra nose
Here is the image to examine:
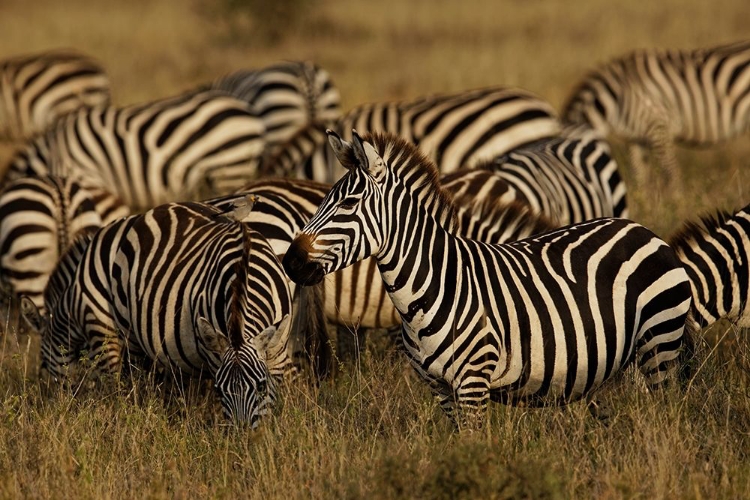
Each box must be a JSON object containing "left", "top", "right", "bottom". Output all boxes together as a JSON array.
[{"left": 283, "top": 238, "right": 325, "bottom": 285}]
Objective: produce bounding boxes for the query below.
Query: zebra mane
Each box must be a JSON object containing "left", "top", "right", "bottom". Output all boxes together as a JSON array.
[
  {"left": 228, "top": 223, "right": 253, "bottom": 351},
  {"left": 364, "top": 132, "right": 459, "bottom": 231},
  {"left": 44, "top": 229, "right": 94, "bottom": 310},
  {"left": 668, "top": 208, "right": 735, "bottom": 250}
]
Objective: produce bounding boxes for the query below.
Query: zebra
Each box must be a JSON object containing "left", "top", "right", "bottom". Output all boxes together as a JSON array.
[
  {"left": 669, "top": 203, "right": 750, "bottom": 329},
  {"left": 0, "top": 175, "right": 128, "bottom": 313},
  {"left": 562, "top": 40, "right": 750, "bottom": 186},
  {"left": 442, "top": 124, "right": 628, "bottom": 225},
  {"left": 5, "top": 90, "right": 266, "bottom": 212},
  {"left": 283, "top": 130, "right": 696, "bottom": 428},
  {"left": 21, "top": 201, "right": 294, "bottom": 426},
  {"left": 208, "top": 61, "right": 341, "bottom": 148},
  {"left": 261, "top": 86, "right": 562, "bottom": 183},
  {"left": 0, "top": 50, "right": 110, "bottom": 141}
]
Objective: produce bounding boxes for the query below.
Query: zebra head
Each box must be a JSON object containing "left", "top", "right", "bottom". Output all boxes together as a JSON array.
[
  {"left": 196, "top": 313, "right": 290, "bottom": 428},
  {"left": 283, "top": 130, "right": 387, "bottom": 285}
]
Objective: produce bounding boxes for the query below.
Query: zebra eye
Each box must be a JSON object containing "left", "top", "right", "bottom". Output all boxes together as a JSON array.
[
  {"left": 256, "top": 381, "right": 267, "bottom": 394},
  {"left": 339, "top": 197, "right": 359, "bottom": 208}
]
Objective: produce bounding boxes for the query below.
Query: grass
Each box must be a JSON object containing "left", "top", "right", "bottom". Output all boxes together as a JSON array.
[{"left": 0, "top": 0, "right": 749, "bottom": 498}]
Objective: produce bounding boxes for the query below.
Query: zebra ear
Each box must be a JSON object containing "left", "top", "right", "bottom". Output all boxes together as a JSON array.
[
  {"left": 20, "top": 296, "right": 46, "bottom": 332},
  {"left": 326, "top": 129, "right": 359, "bottom": 171},
  {"left": 350, "top": 130, "right": 368, "bottom": 169},
  {"left": 252, "top": 314, "right": 289, "bottom": 354},
  {"left": 196, "top": 317, "right": 230, "bottom": 354}
]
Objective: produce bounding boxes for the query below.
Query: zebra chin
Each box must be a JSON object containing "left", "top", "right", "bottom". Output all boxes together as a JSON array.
[{"left": 283, "top": 237, "right": 326, "bottom": 286}]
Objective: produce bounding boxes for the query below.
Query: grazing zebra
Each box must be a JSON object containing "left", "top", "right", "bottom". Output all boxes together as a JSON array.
[
  {"left": 262, "top": 86, "right": 562, "bottom": 182},
  {"left": 209, "top": 61, "right": 341, "bottom": 148},
  {"left": 669, "top": 203, "right": 750, "bottom": 328},
  {"left": 0, "top": 51, "right": 110, "bottom": 141},
  {"left": 21, "top": 201, "right": 294, "bottom": 426},
  {"left": 562, "top": 40, "right": 750, "bottom": 185},
  {"left": 0, "top": 175, "right": 128, "bottom": 312},
  {"left": 442, "top": 125, "right": 628, "bottom": 225},
  {"left": 5, "top": 90, "right": 266, "bottom": 212},
  {"left": 283, "top": 131, "right": 695, "bottom": 428}
]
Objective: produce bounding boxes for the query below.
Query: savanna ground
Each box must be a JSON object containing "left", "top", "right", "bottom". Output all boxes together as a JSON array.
[{"left": 0, "top": 0, "right": 749, "bottom": 498}]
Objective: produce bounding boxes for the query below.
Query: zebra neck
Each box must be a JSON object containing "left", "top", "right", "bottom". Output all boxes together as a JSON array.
[{"left": 375, "top": 210, "right": 464, "bottom": 336}]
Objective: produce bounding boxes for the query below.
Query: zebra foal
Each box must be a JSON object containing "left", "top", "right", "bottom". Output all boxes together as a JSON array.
[{"left": 283, "top": 130, "right": 696, "bottom": 428}]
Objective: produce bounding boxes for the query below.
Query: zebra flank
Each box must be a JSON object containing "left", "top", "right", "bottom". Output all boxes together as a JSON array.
[
  {"left": 669, "top": 204, "right": 750, "bottom": 328},
  {"left": 0, "top": 175, "right": 126, "bottom": 312},
  {"left": 22, "top": 201, "right": 293, "bottom": 426},
  {"left": 284, "top": 131, "right": 694, "bottom": 428},
  {"left": 6, "top": 90, "right": 266, "bottom": 212},
  {"left": 0, "top": 51, "right": 110, "bottom": 141},
  {"left": 209, "top": 61, "right": 341, "bottom": 148}
]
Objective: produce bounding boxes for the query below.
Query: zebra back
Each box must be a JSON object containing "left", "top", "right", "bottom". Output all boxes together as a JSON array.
[
  {"left": 669, "top": 203, "right": 750, "bottom": 328},
  {"left": 6, "top": 90, "right": 266, "bottom": 211},
  {"left": 210, "top": 61, "right": 341, "bottom": 147},
  {"left": 0, "top": 50, "right": 110, "bottom": 141}
]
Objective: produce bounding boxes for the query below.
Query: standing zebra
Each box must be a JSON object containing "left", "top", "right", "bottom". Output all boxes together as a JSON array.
[
  {"left": 21, "top": 201, "right": 294, "bottom": 426},
  {"left": 261, "top": 86, "right": 562, "bottom": 182},
  {"left": 669, "top": 203, "right": 750, "bottom": 328},
  {"left": 5, "top": 90, "right": 266, "bottom": 212},
  {"left": 283, "top": 131, "right": 695, "bottom": 428},
  {"left": 0, "top": 51, "right": 110, "bottom": 141},
  {"left": 209, "top": 61, "right": 341, "bottom": 148},
  {"left": 0, "top": 175, "right": 128, "bottom": 312},
  {"left": 563, "top": 40, "right": 750, "bottom": 185},
  {"left": 443, "top": 124, "right": 628, "bottom": 225}
]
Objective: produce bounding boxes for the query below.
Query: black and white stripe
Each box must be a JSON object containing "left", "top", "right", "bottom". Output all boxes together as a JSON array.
[
  {"left": 21, "top": 201, "right": 293, "bottom": 426},
  {"left": 5, "top": 90, "right": 266, "bottom": 212},
  {"left": 670, "top": 204, "right": 750, "bottom": 328},
  {"left": 262, "top": 86, "right": 562, "bottom": 183},
  {"left": 562, "top": 40, "right": 750, "bottom": 184},
  {"left": 283, "top": 131, "right": 695, "bottom": 428},
  {"left": 0, "top": 51, "right": 110, "bottom": 141},
  {"left": 0, "top": 175, "right": 128, "bottom": 312},
  {"left": 442, "top": 125, "right": 628, "bottom": 225},
  {"left": 209, "top": 61, "right": 341, "bottom": 148}
]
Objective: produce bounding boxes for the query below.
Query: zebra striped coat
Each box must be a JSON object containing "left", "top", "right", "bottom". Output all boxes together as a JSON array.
[
  {"left": 442, "top": 125, "right": 628, "bottom": 225},
  {"left": 562, "top": 40, "right": 750, "bottom": 183},
  {"left": 21, "top": 202, "right": 293, "bottom": 426},
  {"left": 670, "top": 204, "right": 750, "bottom": 328},
  {"left": 262, "top": 86, "right": 562, "bottom": 182},
  {"left": 0, "top": 175, "right": 128, "bottom": 312},
  {"left": 5, "top": 90, "right": 266, "bottom": 212},
  {"left": 283, "top": 131, "right": 695, "bottom": 428},
  {"left": 0, "top": 51, "right": 110, "bottom": 141},
  {"left": 209, "top": 61, "right": 341, "bottom": 148}
]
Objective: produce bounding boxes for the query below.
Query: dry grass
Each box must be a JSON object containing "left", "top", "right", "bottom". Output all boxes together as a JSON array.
[{"left": 0, "top": 0, "right": 749, "bottom": 498}]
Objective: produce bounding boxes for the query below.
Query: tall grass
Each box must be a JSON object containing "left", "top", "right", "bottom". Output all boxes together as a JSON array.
[{"left": 0, "top": 0, "right": 749, "bottom": 497}]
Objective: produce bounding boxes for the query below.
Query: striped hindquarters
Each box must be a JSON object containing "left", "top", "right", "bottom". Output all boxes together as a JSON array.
[
  {"left": 0, "top": 176, "right": 115, "bottom": 312},
  {"left": 0, "top": 51, "right": 110, "bottom": 141},
  {"left": 6, "top": 90, "right": 266, "bottom": 211},
  {"left": 210, "top": 61, "right": 341, "bottom": 147}
]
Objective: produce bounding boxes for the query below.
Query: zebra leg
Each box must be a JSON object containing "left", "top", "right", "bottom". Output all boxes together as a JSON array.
[
  {"left": 635, "top": 320, "right": 686, "bottom": 390},
  {"left": 434, "top": 376, "right": 490, "bottom": 431},
  {"left": 85, "top": 323, "right": 125, "bottom": 381},
  {"left": 649, "top": 124, "right": 682, "bottom": 188}
]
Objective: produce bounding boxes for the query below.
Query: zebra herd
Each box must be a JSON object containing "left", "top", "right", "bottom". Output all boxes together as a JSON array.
[{"left": 0, "top": 39, "right": 748, "bottom": 429}]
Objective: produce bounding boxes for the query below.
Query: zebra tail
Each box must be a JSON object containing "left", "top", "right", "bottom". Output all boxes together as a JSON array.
[
  {"left": 678, "top": 309, "right": 701, "bottom": 384},
  {"left": 295, "top": 281, "right": 332, "bottom": 381}
]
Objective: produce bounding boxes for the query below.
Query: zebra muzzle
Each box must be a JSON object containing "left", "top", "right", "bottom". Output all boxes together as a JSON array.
[{"left": 283, "top": 236, "right": 325, "bottom": 286}]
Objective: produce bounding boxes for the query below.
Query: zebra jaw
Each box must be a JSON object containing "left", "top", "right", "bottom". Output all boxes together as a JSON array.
[{"left": 283, "top": 235, "right": 326, "bottom": 286}]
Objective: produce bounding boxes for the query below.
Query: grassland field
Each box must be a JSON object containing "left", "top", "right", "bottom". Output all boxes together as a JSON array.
[{"left": 0, "top": 0, "right": 749, "bottom": 498}]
